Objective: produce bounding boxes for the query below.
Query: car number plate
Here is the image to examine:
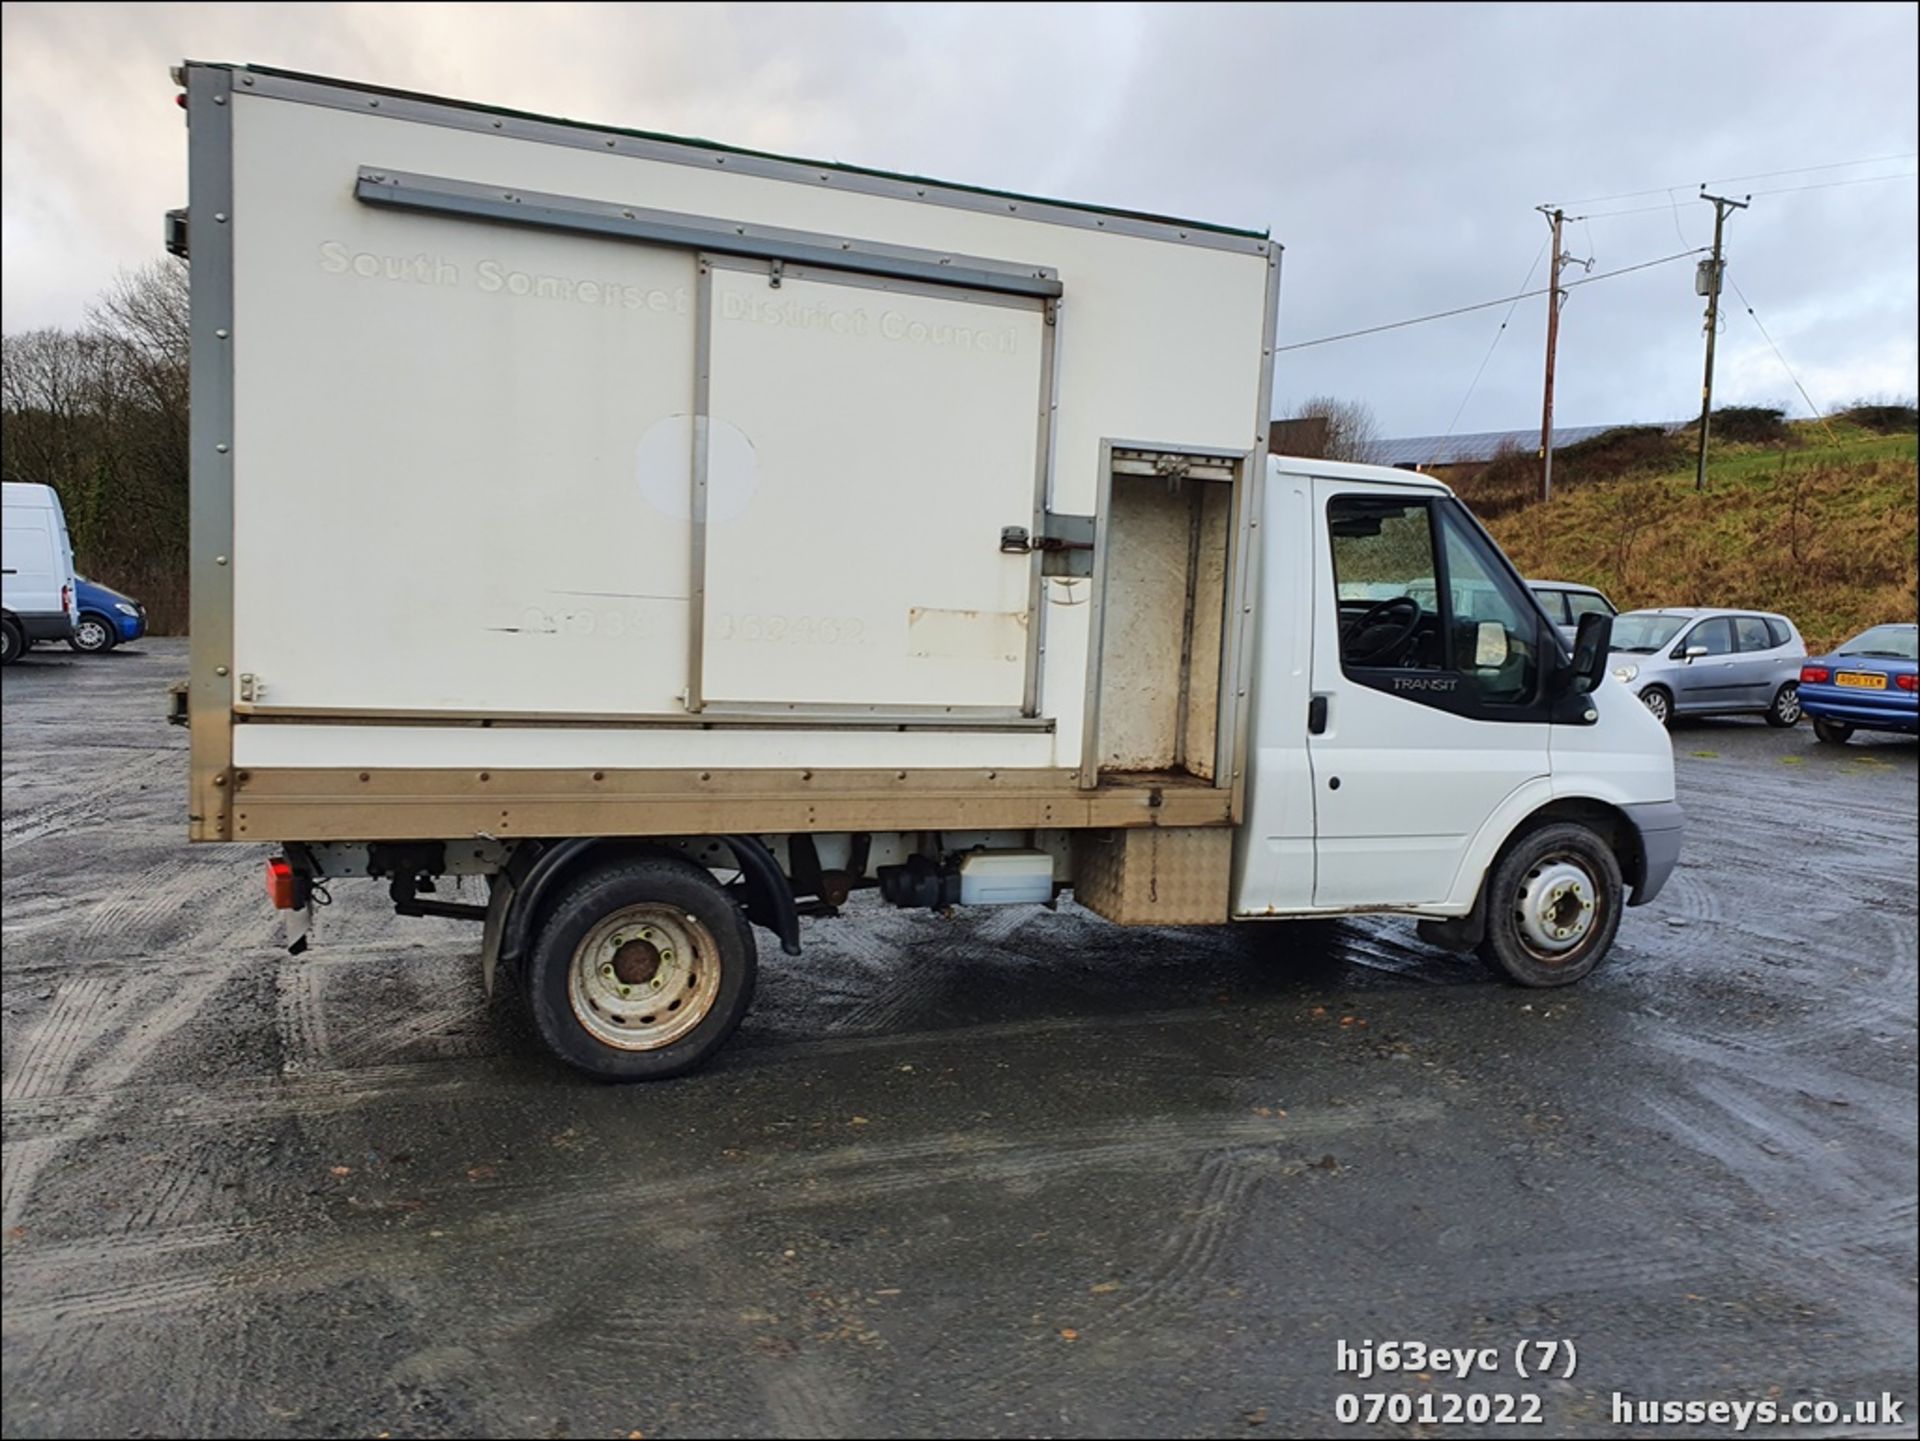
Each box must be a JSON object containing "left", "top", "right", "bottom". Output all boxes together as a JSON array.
[{"left": 1836, "top": 672, "right": 1887, "bottom": 690}]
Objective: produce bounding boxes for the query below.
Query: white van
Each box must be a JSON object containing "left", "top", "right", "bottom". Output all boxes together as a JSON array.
[
  {"left": 1, "top": 482, "right": 77, "bottom": 664},
  {"left": 179, "top": 64, "right": 1682, "bottom": 1080}
]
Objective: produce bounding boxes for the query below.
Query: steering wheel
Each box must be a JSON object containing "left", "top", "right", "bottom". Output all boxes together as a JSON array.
[{"left": 1344, "top": 596, "right": 1423, "bottom": 666}]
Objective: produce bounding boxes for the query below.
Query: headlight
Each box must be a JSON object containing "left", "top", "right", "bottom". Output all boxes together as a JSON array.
[
  {"left": 1612, "top": 664, "right": 1639, "bottom": 683},
  {"left": 114, "top": 602, "right": 139, "bottom": 616}
]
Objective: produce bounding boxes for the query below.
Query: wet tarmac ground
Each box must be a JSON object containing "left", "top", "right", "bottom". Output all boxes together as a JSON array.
[{"left": 3, "top": 640, "right": 1915, "bottom": 1437}]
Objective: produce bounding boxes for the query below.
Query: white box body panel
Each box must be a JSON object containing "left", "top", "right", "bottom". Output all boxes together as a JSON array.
[
  {"left": 699, "top": 263, "right": 1044, "bottom": 710},
  {"left": 218, "top": 76, "right": 1272, "bottom": 774}
]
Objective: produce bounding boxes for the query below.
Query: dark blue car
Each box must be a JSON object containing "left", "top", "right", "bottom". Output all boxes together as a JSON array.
[
  {"left": 1799, "top": 622, "right": 1918, "bottom": 744},
  {"left": 70, "top": 575, "right": 147, "bottom": 654}
]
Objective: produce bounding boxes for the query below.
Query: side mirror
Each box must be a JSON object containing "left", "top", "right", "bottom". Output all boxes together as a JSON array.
[
  {"left": 1684, "top": 643, "right": 1709, "bottom": 660},
  {"left": 1569, "top": 610, "right": 1613, "bottom": 694},
  {"left": 1474, "top": 621, "right": 1509, "bottom": 668}
]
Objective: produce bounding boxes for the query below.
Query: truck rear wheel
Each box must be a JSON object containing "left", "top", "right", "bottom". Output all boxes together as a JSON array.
[
  {"left": 523, "top": 854, "right": 756, "bottom": 1081},
  {"left": 1475, "top": 822, "right": 1623, "bottom": 988}
]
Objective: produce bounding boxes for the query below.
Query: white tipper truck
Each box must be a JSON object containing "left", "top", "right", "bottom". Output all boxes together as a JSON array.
[{"left": 172, "top": 63, "right": 1681, "bottom": 1079}]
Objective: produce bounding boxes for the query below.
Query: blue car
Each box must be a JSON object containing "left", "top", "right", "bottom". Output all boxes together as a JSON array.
[
  {"left": 1799, "top": 622, "right": 1918, "bottom": 744},
  {"left": 70, "top": 575, "right": 147, "bottom": 654}
]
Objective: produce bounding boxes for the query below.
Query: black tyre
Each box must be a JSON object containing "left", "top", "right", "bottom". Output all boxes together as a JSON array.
[
  {"left": 1763, "top": 682, "right": 1801, "bottom": 727},
  {"left": 1639, "top": 686, "right": 1673, "bottom": 727},
  {"left": 0, "top": 618, "right": 21, "bottom": 666},
  {"left": 69, "top": 613, "right": 116, "bottom": 654},
  {"left": 522, "top": 854, "right": 757, "bottom": 1081},
  {"left": 1476, "top": 822, "right": 1625, "bottom": 988},
  {"left": 1813, "top": 717, "right": 1854, "bottom": 745}
]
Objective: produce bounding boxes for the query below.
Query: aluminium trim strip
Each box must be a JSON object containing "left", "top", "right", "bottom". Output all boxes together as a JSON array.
[
  {"left": 354, "top": 168, "right": 1064, "bottom": 299},
  {"left": 687, "top": 257, "right": 714, "bottom": 713},
  {"left": 233, "top": 705, "right": 1055, "bottom": 732},
  {"left": 698, "top": 253, "right": 1045, "bottom": 310},
  {"left": 227, "top": 65, "right": 1269, "bottom": 255},
  {"left": 1224, "top": 244, "right": 1285, "bottom": 814},
  {"left": 186, "top": 64, "right": 237, "bottom": 841},
  {"left": 1022, "top": 296, "right": 1060, "bottom": 717}
]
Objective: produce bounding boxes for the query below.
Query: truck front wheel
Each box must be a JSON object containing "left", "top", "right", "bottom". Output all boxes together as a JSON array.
[
  {"left": 1475, "top": 822, "right": 1624, "bottom": 988},
  {"left": 523, "top": 854, "right": 757, "bottom": 1081}
]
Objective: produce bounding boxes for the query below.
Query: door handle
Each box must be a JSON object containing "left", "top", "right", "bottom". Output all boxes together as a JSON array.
[
  {"left": 999, "top": 525, "right": 1091, "bottom": 556},
  {"left": 1308, "top": 694, "right": 1329, "bottom": 735}
]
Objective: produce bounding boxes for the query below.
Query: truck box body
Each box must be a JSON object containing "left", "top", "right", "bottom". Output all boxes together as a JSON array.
[
  {"left": 186, "top": 65, "right": 1277, "bottom": 846},
  {"left": 181, "top": 66, "right": 1679, "bottom": 1081}
]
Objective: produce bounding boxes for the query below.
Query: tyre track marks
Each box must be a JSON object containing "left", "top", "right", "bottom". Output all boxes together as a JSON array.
[{"left": 2, "top": 1100, "right": 1439, "bottom": 1337}]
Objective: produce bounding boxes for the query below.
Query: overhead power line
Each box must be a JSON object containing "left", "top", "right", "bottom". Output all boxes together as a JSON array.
[
  {"left": 1274, "top": 247, "right": 1707, "bottom": 353},
  {"left": 1433, "top": 237, "right": 1550, "bottom": 457},
  {"left": 1552, "top": 151, "right": 1917, "bottom": 209},
  {"left": 1574, "top": 168, "right": 1916, "bottom": 220},
  {"left": 1712, "top": 154, "right": 1919, "bottom": 186},
  {"left": 1729, "top": 278, "right": 1838, "bottom": 443},
  {"left": 1746, "top": 170, "right": 1920, "bottom": 199}
]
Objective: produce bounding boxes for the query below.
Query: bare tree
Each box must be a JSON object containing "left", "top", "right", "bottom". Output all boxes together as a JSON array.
[
  {"left": 1, "top": 261, "right": 193, "bottom": 630},
  {"left": 1296, "top": 394, "right": 1381, "bottom": 464}
]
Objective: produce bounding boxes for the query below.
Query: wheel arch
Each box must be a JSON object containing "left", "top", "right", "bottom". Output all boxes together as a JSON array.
[
  {"left": 1447, "top": 785, "right": 1647, "bottom": 920},
  {"left": 1511, "top": 796, "right": 1646, "bottom": 896},
  {"left": 499, "top": 836, "right": 800, "bottom": 968}
]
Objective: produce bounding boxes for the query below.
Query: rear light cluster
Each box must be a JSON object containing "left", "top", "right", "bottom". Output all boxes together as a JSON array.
[
  {"left": 265, "top": 856, "right": 309, "bottom": 910},
  {"left": 1801, "top": 665, "right": 1830, "bottom": 684},
  {"left": 1899, "top": 673, "right": 1918, "bottom": 693}
]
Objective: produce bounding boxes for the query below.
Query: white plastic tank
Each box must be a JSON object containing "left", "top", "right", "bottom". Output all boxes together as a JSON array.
[{"left": 956, "top": 849, "right": 1056, "bottom": 906}]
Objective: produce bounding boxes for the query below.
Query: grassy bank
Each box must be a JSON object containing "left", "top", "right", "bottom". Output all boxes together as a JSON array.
[{"left": 1480, "top": 421, "right": 1917, "bottom": 652}]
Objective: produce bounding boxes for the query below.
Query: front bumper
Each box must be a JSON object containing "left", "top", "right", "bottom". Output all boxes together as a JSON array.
[
  {"left": 1622, "top": 799, "right": 1685, "bottom": 906},
  {"left": 116, "top": 611, "right": 147, "bottom": 642},
  {"left": 1800, "top": 683, "right": 1917, "bottom": 733}
]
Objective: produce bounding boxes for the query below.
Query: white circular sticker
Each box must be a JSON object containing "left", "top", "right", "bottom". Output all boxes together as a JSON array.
[{"left": 635, "top": 414, "right": 758, "bottom": 523}]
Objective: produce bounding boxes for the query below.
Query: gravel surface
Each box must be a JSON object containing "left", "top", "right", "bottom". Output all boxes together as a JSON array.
[{"left": 3, "top": 639, "right": 1915, "bottom": 1437}]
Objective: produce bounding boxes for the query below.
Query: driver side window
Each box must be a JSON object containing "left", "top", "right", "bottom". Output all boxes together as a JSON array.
[
  {"left": 1328, "top": 497, "right": 1444, "bottom": 673},
  {"left": 1327, "top": 494, "right": 1544, "bottom": 716}
]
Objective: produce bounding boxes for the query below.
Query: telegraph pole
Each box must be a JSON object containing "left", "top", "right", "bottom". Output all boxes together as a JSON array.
[
  {"left": 1695, "top": 190, "right": 1750, "bottom": 491},
  {"left": 1537, "top": 206, "right": 1565, "bottom": 503}
]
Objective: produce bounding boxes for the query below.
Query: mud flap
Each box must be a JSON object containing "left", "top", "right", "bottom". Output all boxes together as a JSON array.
[
  {"left": 481, "top": 871, "right": 514, "bottom": 997},
  {"left": 282, "top": 902, "right": 314, "bottom": 956},
  {"left": 1416, "top": 888, "right": 1487, "bottom": 953}
]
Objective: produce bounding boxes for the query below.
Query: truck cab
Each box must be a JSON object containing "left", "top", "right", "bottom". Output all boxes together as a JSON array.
[{"left": 1236, "top": 459, "right": 1681, "bottom": 981}]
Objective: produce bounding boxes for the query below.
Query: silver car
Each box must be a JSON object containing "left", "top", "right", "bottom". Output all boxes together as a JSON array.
[{"left": 1609, "top": 607, "right": 1807, "bottom": 727}]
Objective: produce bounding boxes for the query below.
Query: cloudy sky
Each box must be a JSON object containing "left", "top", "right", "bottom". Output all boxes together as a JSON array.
[{"left": 3, "top": 1, "right": 1914, "bottom": 437}]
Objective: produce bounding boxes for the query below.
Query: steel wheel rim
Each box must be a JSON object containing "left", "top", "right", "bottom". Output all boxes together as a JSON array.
[
  {"left": 76, "top": 619, "right": 108, "bottom": 649},
  {"left": 1775, "top": 685, "right": 1800, "bottom": 724},
  {"left": 1515, "top": 854, "right": 1601, "bottom": 962},
  {"left": 567, "top": 903, "right": 722, "bottom": 1051}
]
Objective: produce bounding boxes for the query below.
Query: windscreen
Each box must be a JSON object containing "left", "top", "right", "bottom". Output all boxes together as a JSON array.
[
  {"left": 1837, "top": 624, "right": 1919, "bottom": 660},
  {"left": 1611, "top": 614, "right": 1689, "bottom": 653}
]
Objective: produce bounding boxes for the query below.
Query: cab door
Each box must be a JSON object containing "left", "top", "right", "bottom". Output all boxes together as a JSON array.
[
  {"left": 1730, "top": 614, "right": 1784, "bottom": 706},
  {"left": 1306, "top": 482, "right": 1552, "bottom": 908},
  {"left": 1670, "top": 616, "right": 1740, "bottom": 712}
]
